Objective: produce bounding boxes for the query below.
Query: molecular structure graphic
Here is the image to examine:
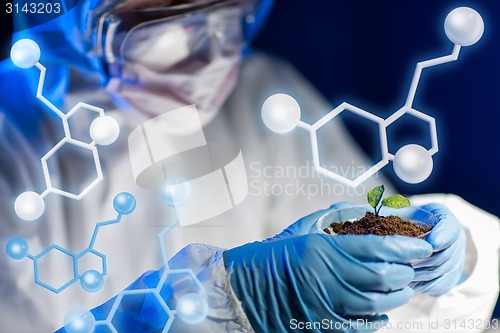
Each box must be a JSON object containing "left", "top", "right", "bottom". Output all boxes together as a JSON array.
[
  {"left": 10, "top": 39, "right": 120, "bottom": 221},
  {"left": 5, "top": 192, "right": 136, "bottom": 294},
  {"left": 261, "top": 7, "right": 484, "bottom": 187},
  {"left": 63, "top": 218, "right": 207, "bottom": 333},
  {"left": 62, "top": 184, "right": 207, "bottom": 333}
]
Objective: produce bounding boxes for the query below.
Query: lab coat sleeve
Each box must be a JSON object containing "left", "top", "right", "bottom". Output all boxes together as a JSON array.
[
  {"left": 55, "top": 244, "right": 255, "bottom": 333},
  {"left": 167, "top": 244, "right": 255, "bottom": 332},
  {"left": 382, "top": 194, "right": 500, "bottom": 333}
]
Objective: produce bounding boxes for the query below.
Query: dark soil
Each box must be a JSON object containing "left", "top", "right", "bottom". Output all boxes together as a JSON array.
[{"left": 323, "top": 212, "right": 432, "bottom": 237}]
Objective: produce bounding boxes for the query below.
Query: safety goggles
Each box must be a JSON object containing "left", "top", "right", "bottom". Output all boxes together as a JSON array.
[{"left": 92, "top": 0, "right": 259, "bottom": 75}]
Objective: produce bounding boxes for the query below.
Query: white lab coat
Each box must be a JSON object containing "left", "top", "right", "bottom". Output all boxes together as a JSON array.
[{"left": 0, "top": 53, "right": 498, "bottom": 332}]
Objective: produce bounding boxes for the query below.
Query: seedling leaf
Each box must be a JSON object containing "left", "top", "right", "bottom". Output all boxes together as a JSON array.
[
  {"left": 367, "top": 185, "right": 385, "bottom": 209},
  {"left": 381, "top": 194, "right": 411, "bottom": 209}
]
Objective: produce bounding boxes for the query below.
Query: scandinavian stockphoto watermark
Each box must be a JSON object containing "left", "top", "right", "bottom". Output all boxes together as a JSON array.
[
  {"left": 290, "top": 318, "right": 405, "bottom": 331},
  {"left": 248, "top": 161, "right": 377, "bottom": 199},
  {"left": 289, "top": 318, "right": 500, "bottom": 331}
]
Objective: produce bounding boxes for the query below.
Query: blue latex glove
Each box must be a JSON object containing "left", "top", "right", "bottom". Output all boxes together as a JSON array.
[
  {"left": 224, "top": 203, "right": 434, "bottom": 333},
  {"left": 317, "top": 203, "right": 466, "bottom": 297},
  {"left": 409, "top": 203, "right": 466, "bottom": 296}
]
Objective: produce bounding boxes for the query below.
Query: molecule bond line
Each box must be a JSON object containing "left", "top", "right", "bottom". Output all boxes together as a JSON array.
[
  {"left": 93, "top": 218, "right": 206, "bottom": 332},
  {"left": 405, "top": 44, "right": 461, "bottom": 108},
  {"left": 11, "top": 39, "right": 120, "bottom": 221},
  {"left": 34, "top": 67, "right": 105, "bottom": 199},
  {"left": 262, "top": 8, "right": 483, "bottom": 187},
  {"left": 35, "top": 62, "right": 67, "bottom": 120},
  {"left": 158, "top": 219, "right": 181, "bottom": 270},
  {"left": 6, "top": 193, "right": 137, "bottom": 294},
  {"left": 293, "top": 46, "right": 460, "bottom": 187}
]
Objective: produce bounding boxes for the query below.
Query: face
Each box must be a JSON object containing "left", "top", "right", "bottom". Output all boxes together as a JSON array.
[
  {"left": 99, "top": 0, "right": 246, "bottom": 122},
  {"left": 96, "top": 0, "right": 247, "bottom": 72}
]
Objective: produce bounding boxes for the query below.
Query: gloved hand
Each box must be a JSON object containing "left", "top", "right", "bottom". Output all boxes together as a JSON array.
[
  {"left": 409, "top": 203, "right": 466, "bottom": 296},
  {"left": 224, "top": 203, "right": 434, "bottom": 333},
  {"left": 281, "top": 202, "right": 466, "bottom": 297}
]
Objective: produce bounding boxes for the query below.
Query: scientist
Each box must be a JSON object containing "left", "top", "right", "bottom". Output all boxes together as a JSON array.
[{"left": 0, "top": 0, "right": 498, "bottom": 332}]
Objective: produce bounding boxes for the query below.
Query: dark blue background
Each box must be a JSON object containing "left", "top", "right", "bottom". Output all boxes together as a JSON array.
[
  {"left": 252, "top": 0, "right": 500, "bottom": 316},
  {"left": 0, "top": 0, "right": 81, "bottom": 32},
  {"left": 1, "top": 1, "right": 498, "bottom": 216},
  {"left": 253, "top": 0, "right": 500, "bottom": 219},
  {"left": 1, "top": 0, "right": 499, "bottom": 314}
]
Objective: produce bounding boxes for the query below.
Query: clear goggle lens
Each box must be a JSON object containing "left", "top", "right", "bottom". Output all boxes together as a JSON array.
[{"left": 95, "top": 0, "right": 255, "bottom": 72}]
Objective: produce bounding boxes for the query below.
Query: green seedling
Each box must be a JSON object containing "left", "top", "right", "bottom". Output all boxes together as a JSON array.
[{"left": 367, "top": 185, "right": 410, "bottom": 216}]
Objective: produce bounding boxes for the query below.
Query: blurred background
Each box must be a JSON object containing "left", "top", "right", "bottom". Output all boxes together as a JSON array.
[
  {"left": 1, "top": 0, "right": 499, "bottom": 317},
  {"left": 1, "top": 1, "right": 498, "bottom": 215},
  {"left": 252, "top": 0, "right": 500, "bottom": 219}
]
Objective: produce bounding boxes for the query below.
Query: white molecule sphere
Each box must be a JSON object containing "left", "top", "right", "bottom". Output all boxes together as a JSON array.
[
  {"left": 444, "top": 7, "right": 484, "bottom": 46},
  {"left": 161, "top": 178, "right": 190, "bottom": 207},
  {"left": 393, "top": 144, "right": 434, "bottom": 184},
  {"left": 90, "top": 115, "right": 120, "bottom": 145},
  {"left": 63, "top": 308, "right": 95, "bottom": 333},
  {"left": 261, "top": 93, "right": 301, "bottom": 133},
  {"left": 10, "top": 39, "right": 41, "bottom": 69},
  {"left": 177, "top": 293, "right": 209, "bottom": 324},
  {"left": 15, "top": 191, "right": 45, "bottom": 221}
]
